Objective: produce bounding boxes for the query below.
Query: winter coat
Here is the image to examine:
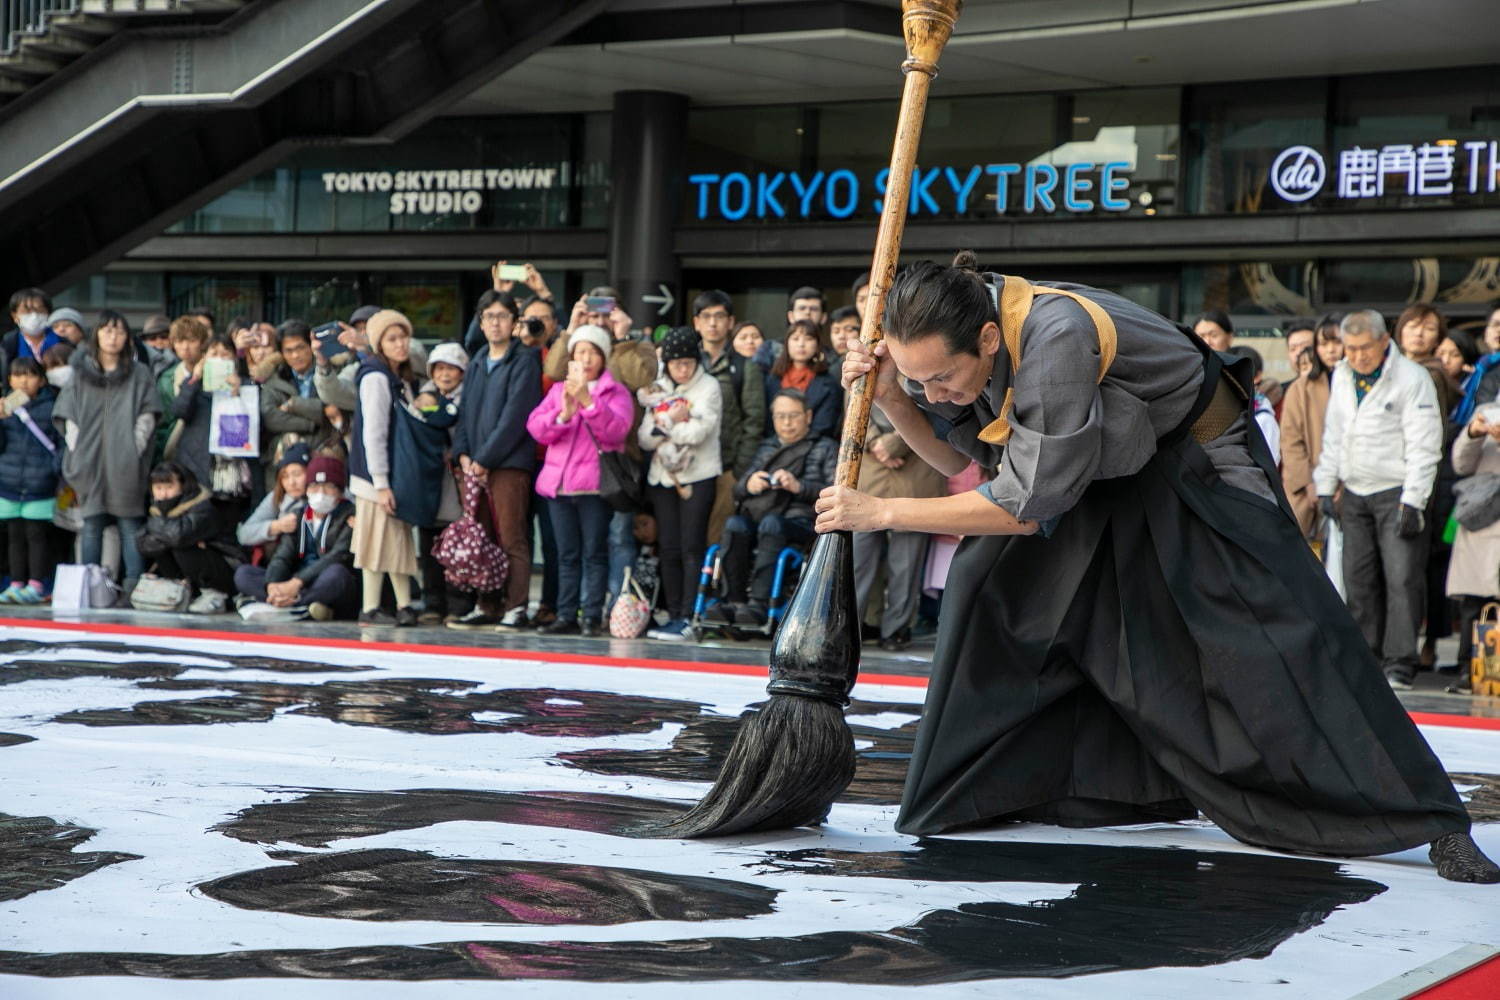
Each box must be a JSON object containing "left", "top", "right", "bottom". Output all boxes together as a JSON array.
[
  {"left": 637, "top": 367, "right": 722, "bottom": 487},
  {"left": 391, "top": 394, "right": 459, "bottom": 529},
  {"left": 526, "top": 370, "right": 633, "bottom": 499},
  {"left": 236, "top": 490, "right": 302, "bottom": 548},
  {"left": 419, "top": 377, "right": 464, "bottom": 525},
  {"left": 452, "top": 343, "right": 541, "bottom": 473},
  {"left": 258, "top": 358, "right": 330, "bottom": 470},
  {"left": 1314, "top": 342, "right": 1443, "bottom": 508},
  {"left": 168, "top": 374, "right": 222, "bottom": 493},
  {"left": 1447, "top": 423, "right": 1500, "bottom": 598},
  {"left": 855, "top": 406, "right": 947, "bottom": 502},
  {"left": 704, "top": 349, "right": 765, "bottom": 477},
  {"left": 137, "top": 483, "right": 244, "bottom": 567},
  {"left": 348, "top": 355, "right": 410, "bottom": 502},
  {"left": 733, "top": 432, "right": 837, "bottom": 523},
  {"left": 265, "top": 499, "right": 355, "bottom": 585},
  {"left": 1280, "top": 372, "right": 1330, "bottom": 538},
  {"left": 765, "top": 367, "right": 842, "bottom": 441},
  {"left": 54, "top": 349, "right": 160, "bottom": 519},
  {"left": 0, "top": 385, "right": 63, "bottom": 503}
]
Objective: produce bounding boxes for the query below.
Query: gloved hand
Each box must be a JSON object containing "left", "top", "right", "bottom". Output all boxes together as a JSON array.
[
  {"left": 1398, "top": 503, "right": 1425, "bottom": 538},
  {"left": 1319, "top": 495, "right": 1339, "bottom": 525}
]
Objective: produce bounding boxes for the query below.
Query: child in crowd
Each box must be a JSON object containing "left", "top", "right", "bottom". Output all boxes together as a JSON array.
[
  {"left": 0, "top": 358, "right": 63, "bottom": 602},
  {"left": 416, "top": 342, "right": 470, "bottom": 623},
  {"left": 135, "top": 461, "right": 244, "bottom": 614},
  {"left": 41, "top": 341, "right": 74, "bottom": 388},
  {"left": 233, "top": 455, "right": 358, "bottom": 621}
]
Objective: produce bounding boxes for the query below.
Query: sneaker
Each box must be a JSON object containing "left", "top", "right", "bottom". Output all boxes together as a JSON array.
[
  {"left": 307, "top": 602, "right": 335, "bottom": 622},
  {"left": 359, "top": 609, "right": 396, "bottom": 627},
  {"left": 187, "top": 588, "right": 229, "bottom": 615},
  {"left": 538, "top": 618, "right": 580, "bottom": 636},
  {"left": 646, "top": 619, "right": 690, "bottom": 641},
  {"left": 448, "top": 609, "right": 502, "bottom": 630},
  {"left": 395, "top": 606, "right": 418, "bottom": 628},
  {"left": 580, "top": 617, "right": 601, "bottom": 638},
  {"left": 1385, "top": 668, "right": 1415, "bottom": 691},
  {"left": 494, "top": 607, "right": 530, "bottom": 631},
  {"left": 15, "top": 583, "right": 45, "bottom": 605},
  {"left": 417, "top": 610, "right": 444, "bottom": 625},
  {"left": 0, "top": 584, "right": 21, "bottom": 604}
]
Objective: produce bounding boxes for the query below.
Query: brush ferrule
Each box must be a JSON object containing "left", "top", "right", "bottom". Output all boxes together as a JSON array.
[{"left": 766, "top": 679, "right": 851, "bottom": 707}]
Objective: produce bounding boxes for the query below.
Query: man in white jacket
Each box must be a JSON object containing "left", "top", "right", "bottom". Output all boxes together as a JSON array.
[{"left": 1315, "top": 309, "right": 1443, "bottom": 689}]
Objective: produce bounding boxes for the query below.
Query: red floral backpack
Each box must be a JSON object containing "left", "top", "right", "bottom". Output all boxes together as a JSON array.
[{"left": 432, "top": 470, "right": 509, "bottom": 594}]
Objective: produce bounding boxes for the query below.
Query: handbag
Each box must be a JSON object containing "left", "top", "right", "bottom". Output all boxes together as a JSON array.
[
  {"left": 432, "top": 469, "right": 509, "bottom": 594},
  {"left": 209, "top": 384, "right": 261, "bottom": 458},
  {"left": 1472, "top": 603, "right": 1500, "bottom": 698},
  {"left": 581, "top": 419, "right": 644, "bottom": 513},
  {"left": 609, "top": 566, "right": 652, "bottom": 639},
  {"left": 129, "top": 573, "right": 192, "bottom": 613},
  {"left": 52, "top": 563, "right": 120, "bottom": 611}
]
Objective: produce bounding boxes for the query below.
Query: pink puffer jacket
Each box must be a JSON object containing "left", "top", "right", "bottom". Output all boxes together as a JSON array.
[{"left": 525, "top": 370, "right": 633, "bottom": 499}]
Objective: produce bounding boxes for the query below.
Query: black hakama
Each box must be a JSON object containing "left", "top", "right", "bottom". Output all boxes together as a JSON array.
[{"left": 897, "top": 347, "right": 1471, "bottom": 857}]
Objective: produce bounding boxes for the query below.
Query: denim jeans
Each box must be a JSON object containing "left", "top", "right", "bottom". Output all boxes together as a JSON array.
[
  {"left": 607, "top": 508, "right": 637, "bottom": 602},
  {"left": 548, "top": 494, "right": 613, "bottom": 621},
  {"left": 82, "top": 513, "right": 144, "bottom": 581}
]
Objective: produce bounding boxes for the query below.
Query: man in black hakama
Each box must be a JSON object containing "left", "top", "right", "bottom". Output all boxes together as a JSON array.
[{"left": 819, "top": 261, "right": 1497, "bottom": 882}]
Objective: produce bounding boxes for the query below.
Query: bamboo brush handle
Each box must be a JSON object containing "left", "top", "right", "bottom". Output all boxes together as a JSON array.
[{"left": 834, "top": 0, "right": 963, "bottom": 489}]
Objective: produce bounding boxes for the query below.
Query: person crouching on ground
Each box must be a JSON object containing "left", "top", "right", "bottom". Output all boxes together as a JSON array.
[
  {"left": 136, "top": 461, "right": 244, "bottom": 613},
  {"left": 524, "top": 325, "right": 633, "bottom": 636},
  {"left": 233, "top": 455, "right": 357, "bottom": 620}
]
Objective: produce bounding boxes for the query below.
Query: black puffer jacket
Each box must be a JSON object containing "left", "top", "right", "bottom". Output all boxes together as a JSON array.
[
  {"left": 265, "top": 499, "right": 355, "bottom": 585},
  {"left": 136, "top": 477, "right": 245, "bottom": 567},
  {"left": 0, "top": 385, "right": 62, "bottom": 503}
]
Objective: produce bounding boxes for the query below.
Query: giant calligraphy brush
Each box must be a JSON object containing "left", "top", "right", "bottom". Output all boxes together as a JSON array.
[{"left": 652, "top": 0, "right": 963, "bottom": 838}]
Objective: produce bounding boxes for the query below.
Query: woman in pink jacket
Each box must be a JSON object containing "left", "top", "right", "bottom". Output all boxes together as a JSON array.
[{"left": 525, "top": 325, "right": 633, "bottom": 635}]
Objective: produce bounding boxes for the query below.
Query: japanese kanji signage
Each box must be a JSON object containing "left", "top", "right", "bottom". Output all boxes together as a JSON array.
[{"left": 1269, "top": 140, "right": 1500, "bottom": 204}]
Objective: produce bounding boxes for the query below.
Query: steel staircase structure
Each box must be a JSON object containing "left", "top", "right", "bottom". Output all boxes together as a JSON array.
[{"left": 0, "top": 0, "right": 606, "bottom": 291}]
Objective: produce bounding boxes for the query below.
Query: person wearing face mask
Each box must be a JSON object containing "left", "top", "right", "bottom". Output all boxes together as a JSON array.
[
  {"left": 41, "top": 342, "right": 74, "bottom": 390},
  {"left": 234, "top": 455, "right": 358, "bottom": 621},
  {"left": 135, "top": 461, "right": 244, "bottom": 614},
  {"left": 4, "top": 288, "right": 64, "bottom": 371}
]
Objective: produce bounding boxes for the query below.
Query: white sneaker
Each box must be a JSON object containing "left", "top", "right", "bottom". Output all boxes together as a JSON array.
[
  {"left": 187, "top": 588, "right": 229, "bottom": 615},
  {"left": 494, "top": 607, "right": 530, "bottom": 631},
  {"left": 646, "top": 619, "right": 690, "bottom": 641}
]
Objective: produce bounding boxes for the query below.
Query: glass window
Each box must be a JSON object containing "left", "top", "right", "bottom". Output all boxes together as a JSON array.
[
  {"left": 1180, "top": 261, "right": 1317, "bottom": 317},
  {"left": 379, "top": 276, "right": 462, "bottom": 341},
  {"left": 1183, "top": 78, "right": 1326, "bottom": 215},
  {"left": 1322, "top": 256, "right": 1500, "bottom": 310},
  {"left": 683, "top": 87, "right": 1177, "bottom": 225},
  {"left": 167, "top": 274, "right": 266, "bottom": 326},
  {"left": 170, "top": 114, "right": 606, "bottom": 234}
]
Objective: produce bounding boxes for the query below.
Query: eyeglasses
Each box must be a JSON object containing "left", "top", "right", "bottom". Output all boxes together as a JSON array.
[{"left": 481, "top": 311, "right": 513, "bottom": 324}]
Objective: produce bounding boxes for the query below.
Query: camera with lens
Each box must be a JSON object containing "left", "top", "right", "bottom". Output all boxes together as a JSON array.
[{"left": 521, "top": 316, "right": 546, "bottom": 338}]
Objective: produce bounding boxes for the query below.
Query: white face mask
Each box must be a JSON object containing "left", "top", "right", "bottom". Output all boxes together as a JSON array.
[
  {"left": 46, "top": 367, "right": 72, "bottom": 389},
  {"left": 307, "top": 492, "right": 339, "bottom": 516},
  {"left": 18, "top": 313, "right": 47, "bottom": 337}
]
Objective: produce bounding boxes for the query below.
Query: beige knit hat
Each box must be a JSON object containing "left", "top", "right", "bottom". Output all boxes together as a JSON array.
[{"left": 366, "top": 309, "right": 413, "bottom": 360}]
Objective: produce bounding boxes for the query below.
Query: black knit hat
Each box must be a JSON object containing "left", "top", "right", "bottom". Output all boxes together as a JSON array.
[{"left": 659, "top": 325, "right": 701, "bottom": 363}]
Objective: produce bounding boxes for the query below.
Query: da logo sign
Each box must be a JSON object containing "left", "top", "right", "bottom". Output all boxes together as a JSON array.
[{"left": 1270, "top": 146, "right": 1327, "bottom": 202}]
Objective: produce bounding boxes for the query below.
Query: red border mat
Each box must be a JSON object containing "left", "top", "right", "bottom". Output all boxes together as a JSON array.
[{"left": 1414, "top": 954, "right": 1500, "bottom": 999}]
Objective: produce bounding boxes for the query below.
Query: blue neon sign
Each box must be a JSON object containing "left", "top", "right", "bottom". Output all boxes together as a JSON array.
[{"left": 688, "top": 162, "right": 1133, "bottom": 221}]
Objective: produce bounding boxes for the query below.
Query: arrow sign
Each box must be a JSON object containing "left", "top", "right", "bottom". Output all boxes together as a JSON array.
[{"left": 642, "top": 283, "right": 675, "bottom": 317}]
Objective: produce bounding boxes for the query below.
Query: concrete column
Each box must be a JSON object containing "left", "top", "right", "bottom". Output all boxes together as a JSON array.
[{"left": 607, "top": 90, "right": 687, "bottom": 330}]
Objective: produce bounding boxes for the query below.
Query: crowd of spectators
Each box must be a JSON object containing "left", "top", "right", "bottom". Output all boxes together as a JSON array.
[
  {"left": 6, "top": 272, "right": 1499, "bottom": 681},
  {"left": 0, "top": 268, "right": 943, "bottom": 648},
  {"left": 1222, "top": 299, "right": 1500, "bottom": 694}
]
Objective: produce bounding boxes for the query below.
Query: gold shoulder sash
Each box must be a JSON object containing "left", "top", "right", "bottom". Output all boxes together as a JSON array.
[{"left": 978, "top": 276, "right": 1119, "bottom": 445}]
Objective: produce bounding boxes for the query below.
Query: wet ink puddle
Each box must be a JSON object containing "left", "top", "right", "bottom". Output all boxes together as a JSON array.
[{"left": 2, "top": 785, "right": 1388, "bottom": 984}]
